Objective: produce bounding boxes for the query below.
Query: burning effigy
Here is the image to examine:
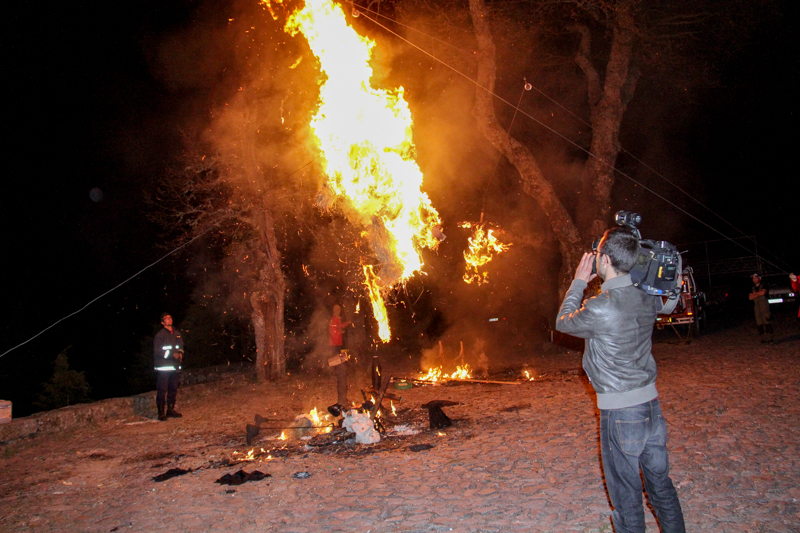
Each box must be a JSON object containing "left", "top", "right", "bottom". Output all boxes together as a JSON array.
[{"left": 265, "top": 0, "right": 443, "bottom": 341}]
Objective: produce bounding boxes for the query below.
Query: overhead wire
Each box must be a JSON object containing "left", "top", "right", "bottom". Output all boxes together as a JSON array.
[
  {"left": 0, "top": 152, "right": 324, "bottom": 360},
  {"left": 6, "top": 4, "right": 787, "bottom": 364},
  {"left": 351, "top": 3, "right": 790, "bottom": 274},
  {"left": 524, "top": 82, "right": 756, "bottom": 247},
  {"left": 479, "top": 81, "right": 530, "bottom": 223},
  {"left": 0, "top": 226, "right": 215, "bottom": 360}
]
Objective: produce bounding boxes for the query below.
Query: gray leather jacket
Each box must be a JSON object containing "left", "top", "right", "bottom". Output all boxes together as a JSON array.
[{"left": 556, "top": 274, "right": 672, "bottom": 409}]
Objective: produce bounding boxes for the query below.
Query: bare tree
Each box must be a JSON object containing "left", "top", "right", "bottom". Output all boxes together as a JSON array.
[
  {"left": 468, "top": 0, "right": 641, "bottom": 293},
  {"left": 393, "top": 0, "right": 752, "bottom": 293},
  {"left": 152, "top": 125, "right": 298, "bottom": 381}
]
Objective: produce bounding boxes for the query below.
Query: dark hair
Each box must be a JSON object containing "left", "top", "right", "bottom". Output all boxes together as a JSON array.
[{"left": 598, "top": 227, "right": 639, "bottom": 274}]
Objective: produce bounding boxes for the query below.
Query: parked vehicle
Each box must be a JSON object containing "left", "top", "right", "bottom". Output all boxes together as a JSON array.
[
  {"left": 656, "top": 266, "right": 706, "bottom": 338},
  {"left": 765, "top": 275, "right": 797, "bottom": 306}
]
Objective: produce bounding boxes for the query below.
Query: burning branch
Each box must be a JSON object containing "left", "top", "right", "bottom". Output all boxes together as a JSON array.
[{"left": 460, "top": 222, "right": 511, "bottom": 285}]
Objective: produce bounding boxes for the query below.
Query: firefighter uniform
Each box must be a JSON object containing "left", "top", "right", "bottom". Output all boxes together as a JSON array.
[{"left": 153, "top": 324, "right": 184, "bottom": 420}]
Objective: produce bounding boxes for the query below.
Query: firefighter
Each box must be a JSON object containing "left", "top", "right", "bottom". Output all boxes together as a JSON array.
[{"left": 153, "top": 312, "right": 184, "bottom": 421}]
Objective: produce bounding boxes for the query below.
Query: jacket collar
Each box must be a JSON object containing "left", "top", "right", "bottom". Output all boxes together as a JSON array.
[{"left": 601, "top": 273, "right": 633, "bottom": 292}]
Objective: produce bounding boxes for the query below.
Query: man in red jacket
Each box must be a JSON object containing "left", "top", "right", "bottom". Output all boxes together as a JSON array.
[
  {"left": 790, "top": 273, "right": 800, "bottom": 320},
  {"left": 329, "top": 304, "right": 352, "bottom": 408}
]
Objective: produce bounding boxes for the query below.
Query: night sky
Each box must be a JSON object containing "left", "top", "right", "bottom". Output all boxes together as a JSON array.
[{"left": 3, "top": 0, "right": 797, "bottom": 416}]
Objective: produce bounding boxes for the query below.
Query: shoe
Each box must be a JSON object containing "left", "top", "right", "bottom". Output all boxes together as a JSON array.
[
  {"left": 158, "top": 405, "right": 168, "bottom": 421},
  {"left": 167, "top": 405, "right": 183, "bottom": 418}
]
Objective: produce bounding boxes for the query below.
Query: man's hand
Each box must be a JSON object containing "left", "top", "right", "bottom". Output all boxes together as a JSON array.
[{"left": 575, "top": 252, "right": 598, "bottom": 283}]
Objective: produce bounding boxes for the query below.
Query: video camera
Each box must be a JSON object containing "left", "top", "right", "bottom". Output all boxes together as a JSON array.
[{"left": 593, "top": 211, "right": 682, "bottom": 297}]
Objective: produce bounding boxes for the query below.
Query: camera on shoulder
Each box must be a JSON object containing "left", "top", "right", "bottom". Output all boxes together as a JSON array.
[{"left": 594, "top": 211, "right": 682, "bottom": 297}]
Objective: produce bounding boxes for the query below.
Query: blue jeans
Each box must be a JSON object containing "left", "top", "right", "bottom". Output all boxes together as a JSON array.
[{"left": 600, "top": 399, "right": 685, "bottom": 533}]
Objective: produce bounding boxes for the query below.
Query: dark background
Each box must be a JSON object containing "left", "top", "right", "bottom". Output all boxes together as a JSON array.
[{"left": 3, "top": 0, "right": 797, "bottom": 416}]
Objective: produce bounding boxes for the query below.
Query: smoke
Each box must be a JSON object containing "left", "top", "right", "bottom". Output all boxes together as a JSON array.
[{"left": 144, "top": 0, "right": 577, "bottom": 371}]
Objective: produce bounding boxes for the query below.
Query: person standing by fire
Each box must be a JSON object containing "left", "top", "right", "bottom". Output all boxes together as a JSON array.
[
  {"left": 791, "top": 273, "right": 800, "bottom": 321},
  {"left": 556, "top": 227, "right": 686, "bottom": 533},
  {"left": 749, "top": 273, "right": 773, "bottom": 343},
  {"left": 153, "top": 313, "right": 184, "bottom": 421},
  {"left": 329, "top": 304, "right": 352, "bottom": 409}
]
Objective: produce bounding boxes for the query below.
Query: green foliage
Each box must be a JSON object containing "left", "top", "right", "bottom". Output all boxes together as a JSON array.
[{"left": 34, "top": 350, "right": 92, "bottom": 411}]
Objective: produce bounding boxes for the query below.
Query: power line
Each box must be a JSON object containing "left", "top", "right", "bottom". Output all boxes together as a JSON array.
[
  {"left": 0, "top": 150, "right": 330, "bottom": 361},
  {"left": 0, "top": 227, "right": 214, "bottom": 360},
  {"left": 352, "top": 4, "right": 790, "bottom": 274}
]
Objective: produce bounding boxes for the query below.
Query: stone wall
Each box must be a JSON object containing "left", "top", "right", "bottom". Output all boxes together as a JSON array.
[{"left": 0, "top": 362, "right": 254, "bottom": 445}]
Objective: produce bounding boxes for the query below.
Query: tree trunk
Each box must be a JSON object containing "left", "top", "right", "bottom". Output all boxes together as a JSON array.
[
  {"left": 250, "top": 206, "right": 287, "bottom": 381},
  {"left": 468, "top": 0, "right": 642, "bottom": 295},
  {"left": 468, "top": 0, "right": 582, "bottom": 295},
  {"left": 574, "top": 0, "right": 641, "bottom": 239}
]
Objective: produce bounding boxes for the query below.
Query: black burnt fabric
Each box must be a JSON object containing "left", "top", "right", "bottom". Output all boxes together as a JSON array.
[
  {"left": 421, "top": 400, "right": 458, "bottom": 429},
  {"left": 152, "top": 468, "right": 191, "bottom": 482},
  {"left": 215, "top": 469, "right": 271, "bottom": 485}
]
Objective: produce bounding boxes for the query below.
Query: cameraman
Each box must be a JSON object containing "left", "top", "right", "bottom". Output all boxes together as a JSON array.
[{"left": 556, "top": 227, "right": 685, "bottom": 533}]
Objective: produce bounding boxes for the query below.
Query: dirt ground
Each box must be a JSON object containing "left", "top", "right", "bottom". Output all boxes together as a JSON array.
[{"left": 1, "top": 311, "right": 799, "bottom": 533}]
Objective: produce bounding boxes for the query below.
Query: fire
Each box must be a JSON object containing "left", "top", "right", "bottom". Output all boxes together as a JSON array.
[
  {"left": 363, "top": 265, "right": 391, "bottom": 341},
  {"left": 419, "top": 363, "right": 472, "bottom": 382},
  {"left": 308, "top": 406, "right": 333, "bottom": 433},
  {"left": 297, "top": 406, "right": 333, "bottom": 433},
  {"left": 460, "top": 222, "right": 511, "bottom": 285},
  {"left": 272, "top": 0, "right": 442, "bottom": 341}
]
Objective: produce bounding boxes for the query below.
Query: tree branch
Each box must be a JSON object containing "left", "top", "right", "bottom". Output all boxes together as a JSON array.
[{"left": 568, "top": 24, "right": 602, "bottom": 106}]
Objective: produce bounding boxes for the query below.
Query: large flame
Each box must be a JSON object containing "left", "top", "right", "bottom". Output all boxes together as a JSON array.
[
  {"left": 363, "top": 264, "right": 391, "bottom": 341},
  {"left": 272, "top": 0, "right": 442, "bottom": 341},
  {"left": 460, "top": 222, "right": 511, "bottom": 285}
]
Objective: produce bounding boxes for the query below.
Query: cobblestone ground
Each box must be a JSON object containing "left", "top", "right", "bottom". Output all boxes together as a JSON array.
[{"left": 1, "top": 314, "right": 798, "bottom": 532}]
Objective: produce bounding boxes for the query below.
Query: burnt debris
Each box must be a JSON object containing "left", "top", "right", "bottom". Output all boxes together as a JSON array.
[
  {"left": 215, "top": 469, "right": 271, "bottom": 485},
  {"left": 153, "top": 467, "right": 192, "bottom": 482},
  {"left": 421, "top": 400, "right": 459, "bottom": 430}
]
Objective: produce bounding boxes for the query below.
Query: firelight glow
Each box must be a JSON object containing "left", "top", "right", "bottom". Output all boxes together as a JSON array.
[{"left": 270, "top": 0, "right": 442, "bottom": 341}]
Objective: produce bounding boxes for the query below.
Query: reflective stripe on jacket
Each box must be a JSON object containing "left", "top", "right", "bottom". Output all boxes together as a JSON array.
[{"left": 153, "top": 327, "right": 183, "bottom": 371}]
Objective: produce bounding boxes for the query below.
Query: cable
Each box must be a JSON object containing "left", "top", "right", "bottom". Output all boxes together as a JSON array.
[
  {"left": 479, "top": 80, "right": 531, "bottom": 222},
  {"left": 352, "top": 6, "right": 791, "bottom": 273},
  {"left": 0, "top": 150, "right": 329, "bottom": 361},
  {"left": 349, "top": 0, "right": 473, "bottom": 55},
  {"left": 0, "top": 227, "right": 214, "bottom": 360},
  {"left": 523, "top": 73, "right": 766, "bottom": 253}
]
